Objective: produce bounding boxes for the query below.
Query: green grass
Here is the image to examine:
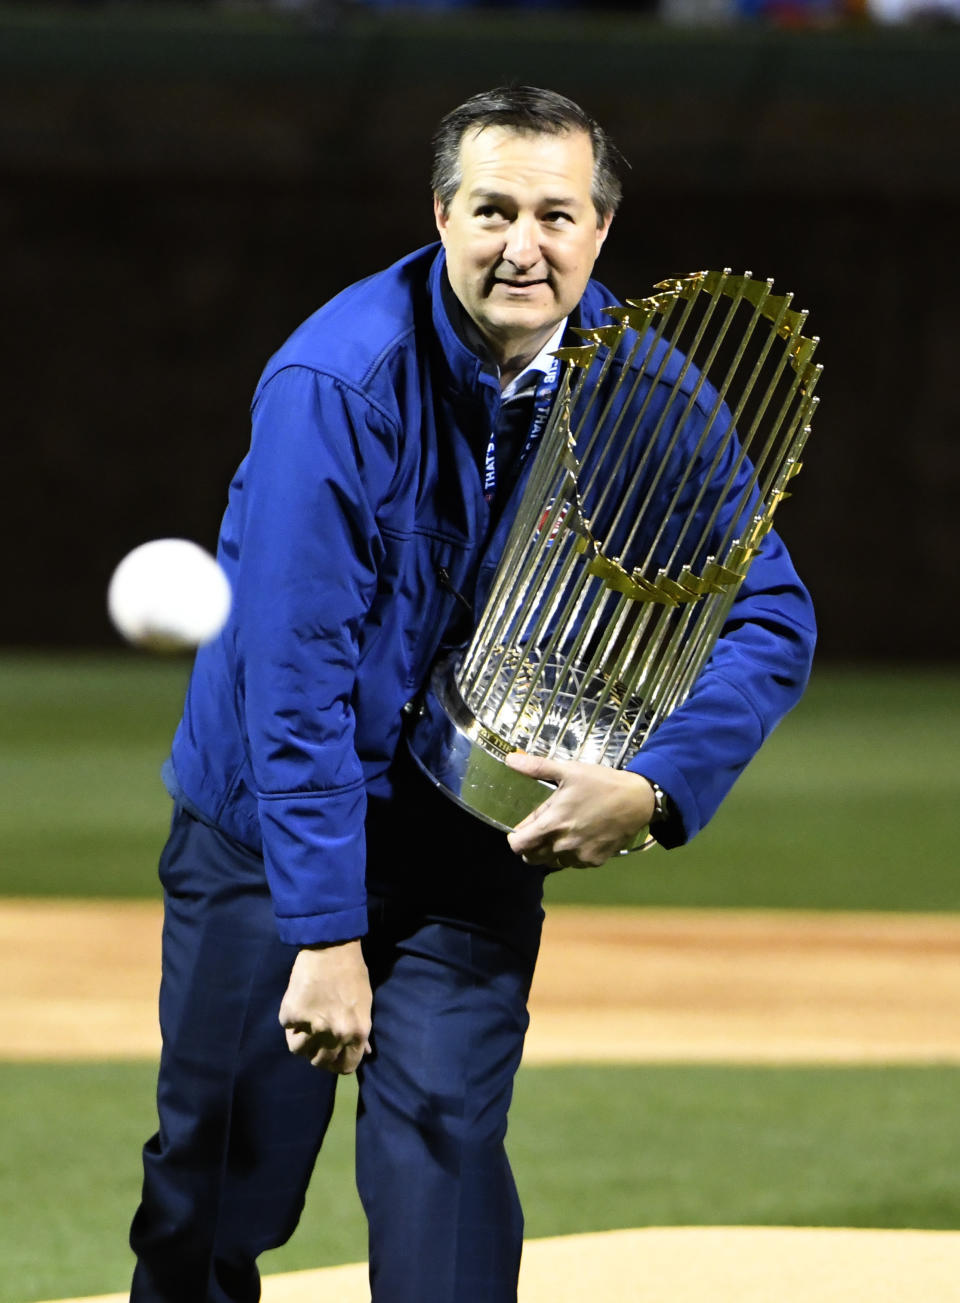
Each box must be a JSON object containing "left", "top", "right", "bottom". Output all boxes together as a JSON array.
[
  {"left": 547, "top": 664, "right": 960, "bottom": 911},
  {"left": 5, "top": 1060, "right": 960, "bottom": 1303},
  {"left": 2, "top": 654, "right": 958, "bottom": 910},
  {"left": 0, "top": 653, "right": 188, "bottom": 898}
]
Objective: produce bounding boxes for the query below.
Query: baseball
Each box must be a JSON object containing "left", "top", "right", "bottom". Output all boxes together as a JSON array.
[{"left": 107, "top": 538, "right": 232, "bottom": 652}]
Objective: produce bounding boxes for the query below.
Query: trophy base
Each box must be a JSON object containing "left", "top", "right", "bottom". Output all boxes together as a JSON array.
[{"left": 406, "top": 658, "right": 654, "bottom": 854}]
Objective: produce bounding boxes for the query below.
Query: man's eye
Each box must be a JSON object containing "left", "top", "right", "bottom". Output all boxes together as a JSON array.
[
  {"left": 543, "top": 211, "right": 573, "bottom": 225},
  {"left": 476, "top": 206, "right": 504, "bottom": 220}
]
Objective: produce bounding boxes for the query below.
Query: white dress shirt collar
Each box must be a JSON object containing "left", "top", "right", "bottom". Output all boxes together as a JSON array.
[{"left": 500, "top": 319, "right": 568, "bottom": 401}]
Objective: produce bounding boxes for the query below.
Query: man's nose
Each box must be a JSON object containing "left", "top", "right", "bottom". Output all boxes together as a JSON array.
[{"left": 502, "top": 215, "right": 541, "bottom": 271}]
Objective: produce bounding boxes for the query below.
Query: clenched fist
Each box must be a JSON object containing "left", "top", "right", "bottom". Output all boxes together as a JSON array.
[{"left": 279, "top": 938, "right": 372, "bottom": 1075}]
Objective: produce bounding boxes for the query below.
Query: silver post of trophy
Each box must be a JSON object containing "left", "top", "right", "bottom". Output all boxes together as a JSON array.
[{"left": 407, "top": 269, "right": 823, "bottom": 854}]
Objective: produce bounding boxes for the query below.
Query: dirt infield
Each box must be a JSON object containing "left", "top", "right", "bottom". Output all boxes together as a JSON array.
[
  {"left": 530, "top": 906, "right": 960, "bottom": 1062},
  {"left": 39, "top": 1227, "right": 960, "bottom": 1303},
  {"left": 11, "top": 899, "right": 960, "bottom": 1302},
  {"left": 4, "top": 899, "right": 960, "bottom": 1062}
]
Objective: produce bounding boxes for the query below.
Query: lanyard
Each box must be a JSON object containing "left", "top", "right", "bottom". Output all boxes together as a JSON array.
[{"left": 483, "top": 352, "right": 563, "bottom": 505}]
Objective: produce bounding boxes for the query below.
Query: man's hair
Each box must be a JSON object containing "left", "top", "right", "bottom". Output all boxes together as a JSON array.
[{"left": 431, "top": 85, "right": 625, "bottom": 224}]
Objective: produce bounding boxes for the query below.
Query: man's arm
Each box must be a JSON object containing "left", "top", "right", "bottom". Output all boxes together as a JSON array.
[
  {"left": 237, "top": 365, "right": 397, "bottom": 1069},
  {"left": 504, "top": 528, "right": 813, "bottom": 867},
  {"left": 238, "top": 365, "right": 398, "bottom": 943},
  {"left": 505, "top": 539, "right": 812, "bottom": 866},
  {"left": 504, "top": 412, "right": 815, "bottom": 865},
  {"left": 621, "top": 526, "right": 815, "bottom": 847}
]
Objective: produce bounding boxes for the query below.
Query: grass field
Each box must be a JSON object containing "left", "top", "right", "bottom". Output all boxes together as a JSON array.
[
  {"left": 5, "top": 1061, "right": 960, "bottom": 1303},
  {"left": 2, "top": 654, "right": 958, "bottom": 909},
  {"left": 2, "top": 654, "right": 959, "bottom": 1302}
]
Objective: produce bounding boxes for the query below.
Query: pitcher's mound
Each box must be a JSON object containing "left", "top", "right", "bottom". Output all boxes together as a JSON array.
[{"left": 44, "top": 1225, "right": 960, "bottom": 1303}]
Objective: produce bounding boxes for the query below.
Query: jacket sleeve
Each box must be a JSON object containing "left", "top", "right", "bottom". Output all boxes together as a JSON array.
[
  {"left": 623, "top": 409, "right": 816, "bottom": 847},
  {"left": 234, "top": 364, "right": 398, "bottom": 944}
]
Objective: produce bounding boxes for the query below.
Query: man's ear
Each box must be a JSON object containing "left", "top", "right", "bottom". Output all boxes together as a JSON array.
[
  {"left": 595, "top": 212, "right": 613, "bottom": 257},
  {"left": 434, "top": 195, "right": 449, "bottom": 246}
]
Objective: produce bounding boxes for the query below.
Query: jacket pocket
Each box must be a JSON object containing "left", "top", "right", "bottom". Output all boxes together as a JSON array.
[{"left": 403, "top": 531, "right": 474, "bottom": 690}]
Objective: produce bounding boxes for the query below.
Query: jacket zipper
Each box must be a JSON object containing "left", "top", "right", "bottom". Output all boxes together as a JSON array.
[{"left": 436, "top": 566, "right": 473, "bottom": 616}]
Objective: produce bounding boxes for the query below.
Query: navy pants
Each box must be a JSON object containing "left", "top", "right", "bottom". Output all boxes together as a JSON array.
[{"left": 130, "top": 801, "right": 544, "bottom": 1303}]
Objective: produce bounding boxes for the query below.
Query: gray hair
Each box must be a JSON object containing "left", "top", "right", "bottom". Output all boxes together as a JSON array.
[{"left": 431, "top": 85, "right": 625, "bottom": 225}]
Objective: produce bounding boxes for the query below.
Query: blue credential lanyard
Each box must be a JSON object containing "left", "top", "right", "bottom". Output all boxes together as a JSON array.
[{"left": 483, "top": 351, "right": 564, "bottom": 505}]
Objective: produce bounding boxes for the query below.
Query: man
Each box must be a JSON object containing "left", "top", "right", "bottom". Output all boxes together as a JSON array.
[{"left": 130, "top": 86, "right": 815, "bottom": 1303}]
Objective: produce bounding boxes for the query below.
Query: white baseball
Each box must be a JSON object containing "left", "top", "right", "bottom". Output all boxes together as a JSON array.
[{"left": 108, "top": 538, "right": 232, "bottom": 652}]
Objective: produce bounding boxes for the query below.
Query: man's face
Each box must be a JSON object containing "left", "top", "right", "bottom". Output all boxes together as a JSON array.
[{"left": 435, "top": 126, "right": 612, "bottom": 369}]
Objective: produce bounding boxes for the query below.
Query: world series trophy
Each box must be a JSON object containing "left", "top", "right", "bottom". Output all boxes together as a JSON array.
[{"left": 408, "top": 269, "right": 822, "bottom": 853}]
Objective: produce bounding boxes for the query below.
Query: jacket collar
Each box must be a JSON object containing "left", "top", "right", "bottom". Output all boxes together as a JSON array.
[{"left": 428, "top": 246, "right": 498, "bottom": 403}]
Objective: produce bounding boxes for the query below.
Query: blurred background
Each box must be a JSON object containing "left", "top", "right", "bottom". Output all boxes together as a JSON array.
[
  {"left": 2, "top": 5, "right": 959, "bottom": 1302},
  {"left": 1, "top": 0, "right": 958, "bottom": 660}
]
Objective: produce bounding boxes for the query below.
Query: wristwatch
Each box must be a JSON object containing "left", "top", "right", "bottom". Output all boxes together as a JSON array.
[{"left": 648, "top": 779, "right": 672, "bottom": 825}]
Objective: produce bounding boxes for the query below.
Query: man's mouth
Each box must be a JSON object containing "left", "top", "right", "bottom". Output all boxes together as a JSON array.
[{"left": 492, "top": 277, "right": 549, "bottom": 290}]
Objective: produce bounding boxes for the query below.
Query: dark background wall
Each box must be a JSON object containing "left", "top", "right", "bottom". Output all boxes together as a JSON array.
[{"left": 2, "top": 8, "right": 958, "bottom": 658}]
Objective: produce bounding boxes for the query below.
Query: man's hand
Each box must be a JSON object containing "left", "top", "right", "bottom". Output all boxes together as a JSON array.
[
  {"left": 279, "top": 938, "right": 372, "bottom": 1075},
  {"left": 505, "top": 752, "right": 656, "bottom": 868}
]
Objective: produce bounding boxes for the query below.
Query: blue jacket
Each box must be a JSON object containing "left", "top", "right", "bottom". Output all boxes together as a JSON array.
[{"left": 169, "top": 244, "right": 816, "bottom": 946}]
